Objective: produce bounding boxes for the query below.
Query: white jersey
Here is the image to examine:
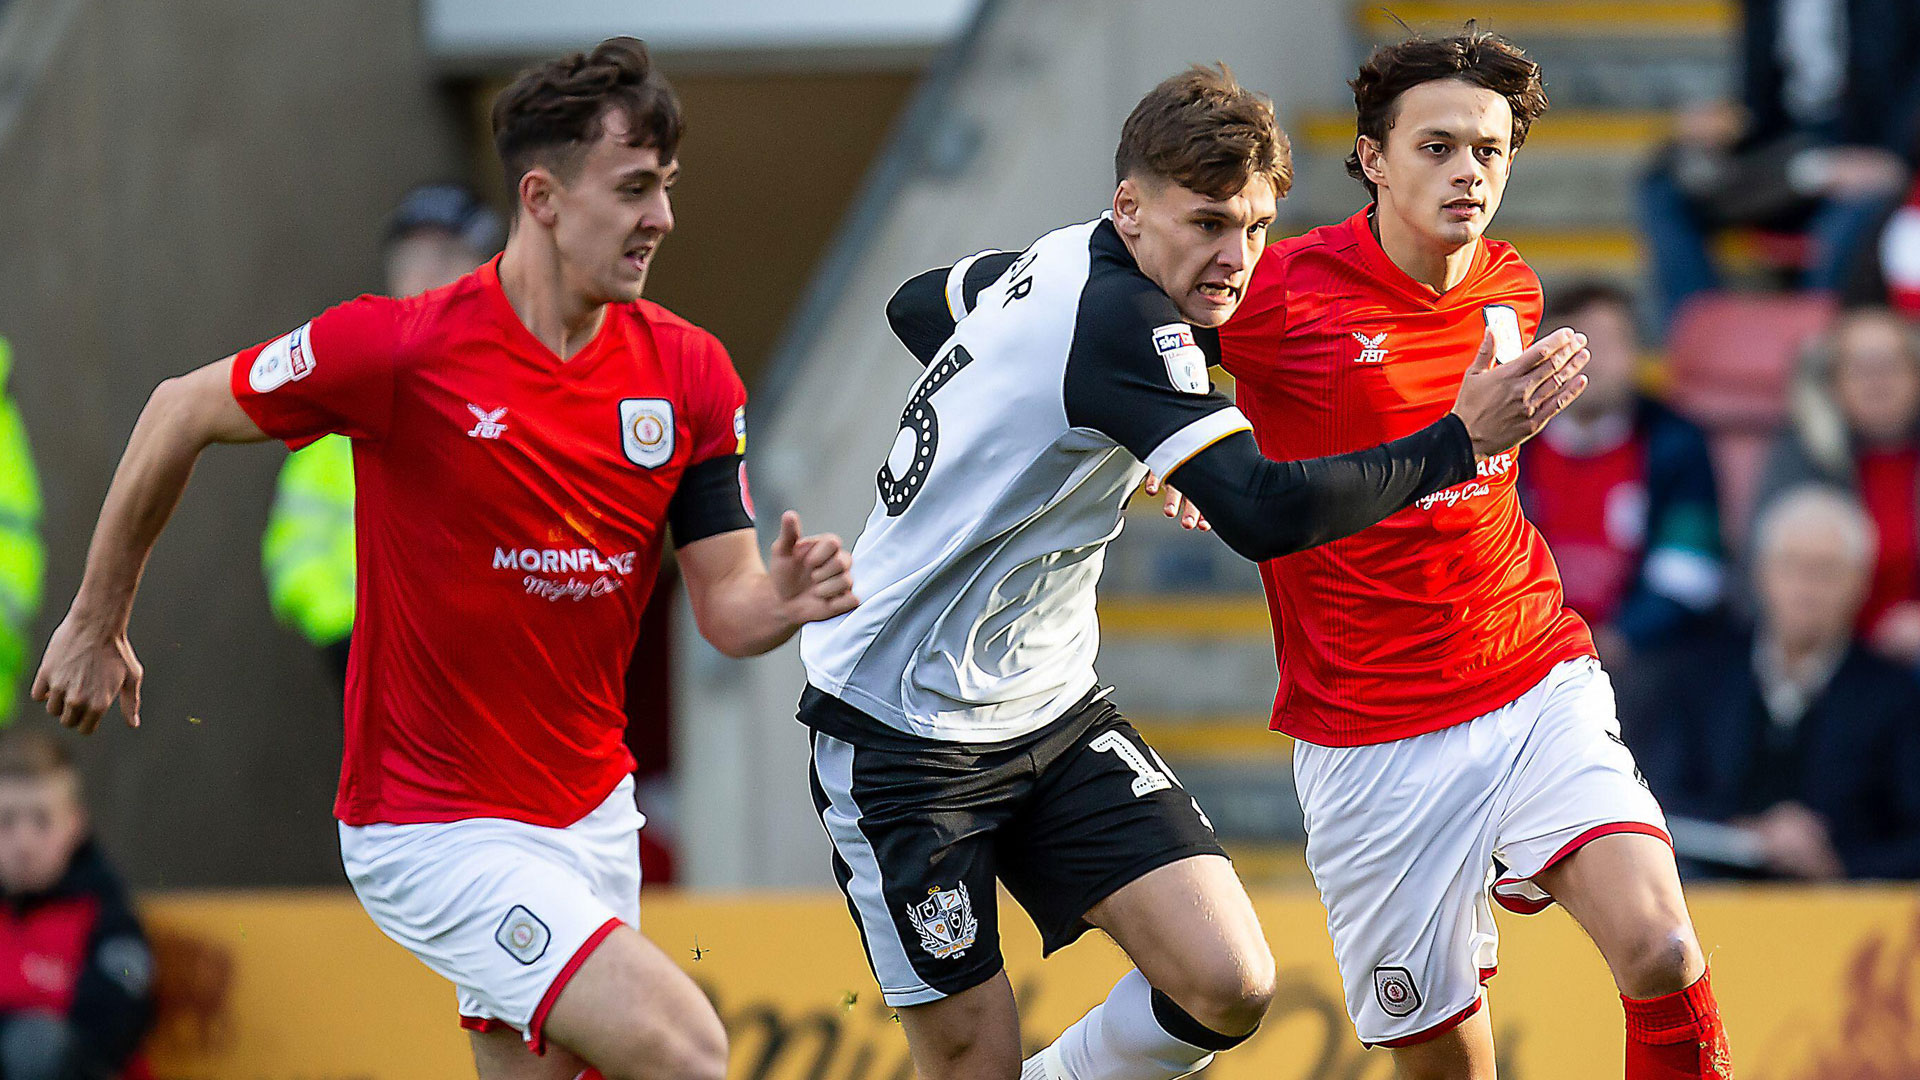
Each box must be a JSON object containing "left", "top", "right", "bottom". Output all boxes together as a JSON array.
[{"left": 801, "top": 215, "right": 1250, "bottom": 742}]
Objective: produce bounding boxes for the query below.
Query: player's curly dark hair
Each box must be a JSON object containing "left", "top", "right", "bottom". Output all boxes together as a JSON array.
[
  {"left": 1346, "top": 25, "right": 1549, "bottom": 198},
  {"left": 491, "top": 37, "right": 684, "bottom": 198},
  {"left": 1115, "top": 64, "right": 1292, "bottom": 201}
]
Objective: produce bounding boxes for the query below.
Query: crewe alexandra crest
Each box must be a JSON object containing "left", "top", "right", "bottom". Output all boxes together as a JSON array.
[{"left": 908, "top": 883, "right": 978, "bottom": 960}]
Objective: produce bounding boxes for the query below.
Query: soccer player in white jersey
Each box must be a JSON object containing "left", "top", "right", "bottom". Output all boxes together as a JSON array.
[
  {"left": 798, "top": 66, "right": 1590, "bottom": 1080},
  {"left": 33, "top": 39, "right": 856, "bottom": 1080}
]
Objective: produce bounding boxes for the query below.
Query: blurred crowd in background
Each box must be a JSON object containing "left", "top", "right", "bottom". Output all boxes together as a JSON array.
[{"left": 0, "top": 7, "right": 1915, "bottom": 989}]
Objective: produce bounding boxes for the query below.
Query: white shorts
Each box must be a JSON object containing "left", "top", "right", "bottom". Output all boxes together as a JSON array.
[
  {"left": 339, "top": 776, "right": 644, "bottom": 1053},
  {"left": 1293, "top": 657, "right": 1668, "bottom": 1048}
]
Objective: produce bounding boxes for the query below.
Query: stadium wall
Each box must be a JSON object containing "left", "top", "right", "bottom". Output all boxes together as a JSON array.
[
  {"left": 139, "top": 885, "right": 1920, "bottom": 1078},
  {"left": 0, "top": 0, "right": 465, "bottom": 886}
]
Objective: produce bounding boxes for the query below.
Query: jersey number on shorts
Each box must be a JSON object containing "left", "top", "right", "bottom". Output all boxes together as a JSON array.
[
  {"left": 878, "top": 344, "right": 976, "bottom": 515},
  {"left": 1089, "top": 730, "right": 1174, "bottom": 797}
]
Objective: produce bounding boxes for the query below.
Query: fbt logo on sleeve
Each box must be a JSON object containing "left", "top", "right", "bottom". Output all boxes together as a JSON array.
[
  {"left": 248, "top": 322, "right": 316, "bottom": 393},
  {"left": 1152, "top": 322, "right": 1208, "bottom": 395}
]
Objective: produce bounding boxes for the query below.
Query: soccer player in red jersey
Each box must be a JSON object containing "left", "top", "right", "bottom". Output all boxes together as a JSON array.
[
  {"left": 1209, "top": 31, "right": 1733, "bottom": 1080},
  {"left": 31, "top": 39, "right": 856, "bottom": 1080}
]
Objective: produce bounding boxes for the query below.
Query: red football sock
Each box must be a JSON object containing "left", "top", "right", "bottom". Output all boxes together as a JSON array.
[
  {"left": 574, "top": 1072, "right": 606, "bottom": 1080},
  {"left": 1622, "top": 967, "right": 1732, "bottom": 1079}
]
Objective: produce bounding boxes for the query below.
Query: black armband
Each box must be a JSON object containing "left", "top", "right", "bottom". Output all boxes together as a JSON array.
[
  {"left": 1169, "top": 416, "right": 1475, "bottom": 562},
  {"left": 669, "top": 454, "right": 754, "bottom": 546}
]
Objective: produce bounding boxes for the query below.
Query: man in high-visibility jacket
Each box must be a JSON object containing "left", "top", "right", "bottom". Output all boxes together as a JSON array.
[
  {"left": 0, "top": 336, "right": 44, "bottom": 725},
  {"left": 261, "top": 184, "right": 501, "bottom": 681}
]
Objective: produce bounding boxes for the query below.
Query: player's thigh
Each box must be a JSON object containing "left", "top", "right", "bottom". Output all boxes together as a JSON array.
[
  {"left": 540, "top": 924, "right": 727, "bottom": 1080},
  {"left": 1386, "top": 1006, "right": 1496, "bottom": 1080},
  {"left": 808, "top": 728, "right": 1012, "bottom": 1007},
  {"left": 1534, "top": 832, "right": 1703, "bottom": 997},
  {"left": 1083, "top": 854, "right": 1273, "bottom": 1032},
  {"left": 1291, "top": 729, "right": 1506, "bottom": 1048},
  {"left": 995, "top": 712, "right": 1225, "bottom": 961},
  {"left": 893, "top": 971, "right": 1023, "bottom": 1080},
  {"left": 469, "top": 1025, "right": 588, "bottom": 1080}
]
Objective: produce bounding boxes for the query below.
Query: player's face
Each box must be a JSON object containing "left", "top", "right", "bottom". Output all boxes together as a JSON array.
[
  {"left": 0, "top": 775, "right": 85, "bottom": 895},
  {"left": 549, "top": 110, "right": 678, "bottom": 305},
  {"left": 1360, "top": 79, "right": 1514, "bottom": 255},
  {"left": 1113, "top": 174, "right": 1277, "bottom": 327}
]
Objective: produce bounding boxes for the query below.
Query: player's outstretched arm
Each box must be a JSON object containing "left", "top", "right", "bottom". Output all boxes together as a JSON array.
[
  {"left": 1161, "top": 329, "right": 1590, "bottom": 562},
  {"left": 33, "top": 359, "right": 270, "bottom": 734},
  {"left": 676, "top": 511, "right": 856, "bottom": 658}
]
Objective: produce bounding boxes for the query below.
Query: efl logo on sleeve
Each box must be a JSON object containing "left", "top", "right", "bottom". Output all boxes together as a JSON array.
[
  {"left": 620, "top": 398, "right": 675, "bottom": 468},
  {"left": 733, "top": 405, "right": 747, "bottom": 455},
  {"left": 248, "top": 322, "right": 316, "bottom": 393},
  {"left": 1151, "top": 322, "right": 1208, "bottom": 395}
]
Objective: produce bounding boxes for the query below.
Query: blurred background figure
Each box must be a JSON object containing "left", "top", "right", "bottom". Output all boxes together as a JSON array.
[
  {"left": 1519, "top": 282, "right": 1725, "bottom": 672},
  {"left": 259, "top": 184, "right": 502, "bottom": 683},
  {"left": 1638, "top": 0, "right": 1920, "bottom": 328},
  {"left": 0, "top": 727, "right": 152, "bottom": 1079},
  {"left": 1622, "top": 485, "right": 1920, "bottom": 881},
  {"left": 1753, "top": 307, "right": 1920, "bottom": 668},
  {"left": 0, "top": 337, "right": 42, "bottom": 726}
]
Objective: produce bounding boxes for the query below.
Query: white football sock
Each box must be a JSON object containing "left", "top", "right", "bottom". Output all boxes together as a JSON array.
[{"left": 1022, "top": 969, "right": 1218, "bottom": 1080}]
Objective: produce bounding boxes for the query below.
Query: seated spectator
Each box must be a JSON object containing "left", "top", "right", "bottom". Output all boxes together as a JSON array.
[
  {"left": 1519, "top": 282, "right": 1724, "bottom": 670},
  {"left": 1637, "top": 0, "right": 1920, "bottom": 328},
  {"left": 1621, "top": 486, "right": 1920, "bottom": 881},
  {"left": 1754, "top": 307, "right": 1920, "bottom": 666},
  {"left": 0, "top": 728, "right": 151, "bottom": 1078}
]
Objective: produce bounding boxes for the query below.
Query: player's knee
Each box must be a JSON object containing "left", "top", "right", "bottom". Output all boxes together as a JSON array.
[
  {"left": 1614, "top": 923, "right": 1702, "bottom": 999},
  {"left": 1168, "top": 950, "right": 1276, "bottom": 1035}
]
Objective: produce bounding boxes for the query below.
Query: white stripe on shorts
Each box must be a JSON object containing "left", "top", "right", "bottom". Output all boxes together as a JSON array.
[{"left": 811, "top": 732, "right": 943, "bottom": 1006}]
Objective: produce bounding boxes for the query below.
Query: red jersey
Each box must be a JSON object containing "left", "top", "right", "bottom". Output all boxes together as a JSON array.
[
  {"left": 1218, "top": 209, "right": 1593, "bottom": 746},
  {"left": 232, "top": 256, "right": 748, "bottom": 826},
  {"left": 1856, "top": 447, "right": 1920, "bottom": 633},
  {"left": 1521, "top": 428, "right": 1649, "bottom": 626}
]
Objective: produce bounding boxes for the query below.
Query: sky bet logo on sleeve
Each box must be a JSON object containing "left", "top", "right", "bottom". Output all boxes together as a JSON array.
[
  {"left": 248, "top": 322, "right": 316, "bottom": 393},
  {"left": 1152, "top": 322, "right": 1208, "bottom": 395}
]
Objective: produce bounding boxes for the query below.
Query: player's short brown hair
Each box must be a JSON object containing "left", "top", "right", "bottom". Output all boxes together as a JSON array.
[
  {"left": 491, "top": 37, "right": 684, "bottom": 196},
  {"left": 1115, "top": 64, "right": 1292, "bottom": 201},
  {"left": 0, "top": 727, "right": 76, "bottom": 783},
  {"left": 1347, "top": 27, "right": 1549, "bottom": 198}
]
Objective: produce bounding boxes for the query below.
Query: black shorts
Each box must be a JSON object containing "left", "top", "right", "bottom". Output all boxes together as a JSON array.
[{"left": 802, "top": 685, "right": 1226, "bottom": 1006}]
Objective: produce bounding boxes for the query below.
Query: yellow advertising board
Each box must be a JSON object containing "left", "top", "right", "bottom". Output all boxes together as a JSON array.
[{"left": 140, "top": 885, "right": 1920, "bottom": 1080}]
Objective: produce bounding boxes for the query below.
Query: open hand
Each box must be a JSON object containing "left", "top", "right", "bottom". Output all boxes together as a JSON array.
[{"left": 1448, "top": 327, "right": 1590, "bottom": 457}]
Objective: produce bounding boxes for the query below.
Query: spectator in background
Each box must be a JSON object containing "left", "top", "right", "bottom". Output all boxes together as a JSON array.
[
  {"left": 1519, "top": 282, "right": 1724, "bottom": 670},
  {"left": 0, "top": 727, "right": 151, "bottom": 1077},
  {"left": 1622, "top": 486, "right": 1920, "bottom": 881},
  {"left": 1844, "top": 168, "right": 1920, "bottom": 313},
  {"left": 1638, "top": 0, "right": 1920, "bottom": 328},
  {"left": 0, "top": 337, "right": 43, "bottom": 725},
  {"left": 260, "top": 184, "right": 502, "bottom": 681},
  {"left": 1754, "top": 307, "right": 1920, "bottom": 667}
]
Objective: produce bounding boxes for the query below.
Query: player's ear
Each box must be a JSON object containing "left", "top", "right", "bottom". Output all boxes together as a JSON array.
[
  {"left": 1356, "top": 136, "right": 1389, "bottom": 189},
  {"left": 519, "top": 167, "right": 561, "bottom": 229},
  {"left": 1112, "top": 178, "right": 1144, "bottom": 239}
]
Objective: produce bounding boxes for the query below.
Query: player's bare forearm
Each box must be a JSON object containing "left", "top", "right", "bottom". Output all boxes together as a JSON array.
[
  {"left": 36, "top": 357, "right": 267, "bottom": 732},
  {"left": 68, "top": 359, "right": 267, "bottom": 627},
  {"left": 678, "top": 514, "right": 856, "bottom": 658}
]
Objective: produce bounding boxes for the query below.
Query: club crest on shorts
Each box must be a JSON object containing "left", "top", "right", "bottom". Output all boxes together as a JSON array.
[
  {"left": 907, "top": 883, "right": 978, "bottom": 960},
  {"left": 1374, "top": 966, "right": 1422, "bottom": 1018},
  {"left": 620, "top": 398, "right": 675, "bottom": 468},
  {"left": 494, "top": 905, "right": 551, "bottom": 966}
]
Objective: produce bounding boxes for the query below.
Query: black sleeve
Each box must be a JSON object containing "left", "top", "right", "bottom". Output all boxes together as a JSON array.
[
  {"left": 668, "top": 454, "right": 754, "bottom": 546},
  {"left": 68, "top": 852, "right": 154, "bottom": 1072},
  {"left": 884, "top": 251, "right": 1023, "bottom": 364},
  {"left": 1166, "top": 423, "right": 1476, "bottom": 562}
]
